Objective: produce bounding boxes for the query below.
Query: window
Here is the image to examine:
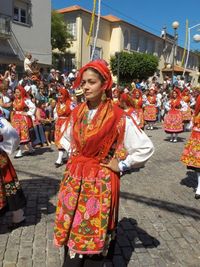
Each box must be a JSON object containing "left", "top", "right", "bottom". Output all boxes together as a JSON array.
[
  {"left": 90, "top": 46, "right": 102, "bottom": 60},
  {"left": 14, "top": 8, "right": 19, "bottom": 21},
  {"left": 20, "top": 9, "right": 26, "bottom": 23},
  {"left": 13, "top": 2, "right": 31, "bottom": 25},
  {"left": 124, "top": 30, "right": 129, "bottom": 50},
  {"left": 130, "top": 31, "right": 139, "bottom": 51},
  {"left": 157, "top": 43, "right": 163, "bottom": 57},
  {"left": 139, "top": 36, "right": 147, "bottom": 53},
  {"left": 67, "top": 19, "right": 77, "bottom": 39},
  {"left": 147, "top": 39, "right": 155, "bottom": 54}
]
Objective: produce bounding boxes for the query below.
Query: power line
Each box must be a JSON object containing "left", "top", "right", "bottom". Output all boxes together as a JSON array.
[
  {"left": 101, "top": 1, "right": 193, "bottom": 48},
  {"left": 102, "top": 1, "right": 160, "bottom": 36}
]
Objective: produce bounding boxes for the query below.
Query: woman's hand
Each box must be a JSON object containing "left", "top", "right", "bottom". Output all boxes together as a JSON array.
[{"left": 100, "top": 158, "right": 120, "bottom": 173}]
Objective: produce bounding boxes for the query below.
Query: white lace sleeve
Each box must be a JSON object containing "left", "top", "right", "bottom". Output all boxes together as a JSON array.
[
  {"left": 118, "top": 117, "right": 154, "bottom": 171},
  {"left": 25, "top": 99, "right": 36, "bottom": 116},
  {"left": 0, "top": 117, "right": 19, "bottom": 154}
]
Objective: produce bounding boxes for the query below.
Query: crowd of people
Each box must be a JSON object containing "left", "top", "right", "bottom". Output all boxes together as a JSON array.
[{"left": 0, "top": 57, "right": 200, "bottom": 266}]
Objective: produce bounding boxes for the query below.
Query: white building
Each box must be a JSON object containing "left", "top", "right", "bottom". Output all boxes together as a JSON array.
[
  {"left": 0, "top": 0, "right": 51, "bottom": 70},
  {"left": 57, "top": 5, "right": 199, "bottom": 85}
]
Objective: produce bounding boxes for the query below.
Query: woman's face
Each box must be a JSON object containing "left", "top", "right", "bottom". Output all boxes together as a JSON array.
[
  {"left": 135, "top": 91, "right": 140, "bottom": 98},
  {"left": 81, "top": 69, "right": 104, "bottom": 103},
  {"left": 15, "top": 89, "right": 21, "bottom": 99},
  {"left": 172, "top": 91, "right": 177, "bottom": 98},
  {"left": 58, "top": 92, "right": 66, "bottom": 103}
]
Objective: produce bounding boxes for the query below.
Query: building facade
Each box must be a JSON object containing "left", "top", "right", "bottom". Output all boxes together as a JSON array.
[
  {"left": 0, "top": 0, "right": 52, "bottom": 70},
  {"left": 57, "top": 5, "right": 199, "bottom": 85}
]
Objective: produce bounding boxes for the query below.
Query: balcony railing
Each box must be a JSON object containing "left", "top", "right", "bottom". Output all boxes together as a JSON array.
[{"left": 0, "top": 13, "right": 11, "bottom": 38}]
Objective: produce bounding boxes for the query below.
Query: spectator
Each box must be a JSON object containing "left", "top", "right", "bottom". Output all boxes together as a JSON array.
[{"left": 24, "top": 53, "right": 33, "bottom": 76}]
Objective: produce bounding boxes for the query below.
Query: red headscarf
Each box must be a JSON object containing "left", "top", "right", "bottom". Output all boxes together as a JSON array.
[
  {"left": 16, "top": 85, "right": 27, "bottom": 99},
  {"left": 73, "top": 60, "right": 113, "bottom": 91},
  {"left": 58, "top": 87, "right": 70, "bottom": 103},
  {"left": 195, "top": 95, "right": 200, "bottom": 116},
  {"left": 120, "top": 93, "right": 134, "bottom": 107},
  {"left": 132, "top": 89, "right": 142, "bottom": 98}
]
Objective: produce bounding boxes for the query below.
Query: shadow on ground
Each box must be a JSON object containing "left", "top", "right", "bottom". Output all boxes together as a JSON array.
[
  {"left": 111, "top": 217, "right": 160, "bottom": 266},
  {"left": 163, "top": 136, "right": 186, "bottom": 143},
  {"left": 0, "top": 175, "right": 60, "bottom": 234},
  {"left": 120, "top": 191, "right": 200, "bottom": 220},
  {"left": 180, "top": 170, "right": 197, "bottom": 191}
]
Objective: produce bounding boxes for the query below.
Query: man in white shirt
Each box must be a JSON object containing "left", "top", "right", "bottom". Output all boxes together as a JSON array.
[{"left": 24, "top": 53, "right": 33, "bottom": 76}]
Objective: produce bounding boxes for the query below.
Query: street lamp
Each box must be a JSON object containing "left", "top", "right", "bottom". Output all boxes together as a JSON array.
[
  {"left": 183, "top": 23, "right": 200, "bottom": 76},
  {"left": 171, "top": 21, "right": 179, "bottom": 86}
]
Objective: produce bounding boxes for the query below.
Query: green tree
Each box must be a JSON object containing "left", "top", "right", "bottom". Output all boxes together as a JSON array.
[
  {"left": 110, "top": 51, "right": 159, "bottom": 84},
  {"left": 51, "top": 10, "right": 72, "bottom": 52}
]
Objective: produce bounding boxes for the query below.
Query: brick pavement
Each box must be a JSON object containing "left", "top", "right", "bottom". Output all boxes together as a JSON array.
[{"left": 0, "top": 124, "right": 200, "bottom": 267}]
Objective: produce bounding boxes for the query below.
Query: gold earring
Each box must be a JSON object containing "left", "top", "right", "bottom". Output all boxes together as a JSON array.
[{"left": 101, "top": 91, "right": 107, "bottom": 102}]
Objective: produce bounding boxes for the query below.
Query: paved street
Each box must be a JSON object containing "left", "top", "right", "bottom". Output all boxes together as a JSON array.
[{"left": 0, "top": 124, "right": 200, "bottom": 267}]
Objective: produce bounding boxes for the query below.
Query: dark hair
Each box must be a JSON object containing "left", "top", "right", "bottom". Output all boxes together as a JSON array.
[{"left": 86, "top": 67, "right": 105, "bottom": 84}]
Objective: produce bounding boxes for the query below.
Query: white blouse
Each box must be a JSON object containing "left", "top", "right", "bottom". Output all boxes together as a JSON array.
[
  {"left": 60, "top": 109, "right": 154, "bottom": 172},
  {"left": 0, "top": 117, "right": 19, "bottom": 154}
]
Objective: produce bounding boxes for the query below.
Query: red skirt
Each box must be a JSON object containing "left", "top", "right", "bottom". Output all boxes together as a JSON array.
[
  {"left": 181, "top": 130, "right": 200, "bottom": 168},
  {"left": 182, "top": 107, "right": 192, "bottom": 122},
  {"left": 54, "top": 155, "right": 119, "bottom": 254},
  {"left": 144, "top": 105, "right": 157, "bottom": 122},
  {"left": 12, "top": 113, "right": 33, "bottom": 143},
  {"left": 163, "top": 109, "right": 183, "bottom": 133},
  {"left": 55, "top": 117, "right": 67, "bottom": 148},
  {"left": 0, "top": 151, "right": 26, "bottom": 215}
]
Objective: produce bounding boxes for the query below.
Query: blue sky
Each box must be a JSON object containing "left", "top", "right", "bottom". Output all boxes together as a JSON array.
[{"left": 52, "top": 0, "right": 200, "bottom": 51}]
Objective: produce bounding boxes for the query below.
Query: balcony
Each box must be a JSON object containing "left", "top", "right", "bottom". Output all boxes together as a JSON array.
[{"left": 0, "top": 13, "right": 11, "bottom": 38}]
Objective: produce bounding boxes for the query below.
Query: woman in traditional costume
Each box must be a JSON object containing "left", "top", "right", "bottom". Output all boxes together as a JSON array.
[
  {"left": 181, "top": 95, "right": 200, "bottom": 199},
  {"left": 112, "top": 88, "right": 120, "bottom": 106},
  {"left": 143, "top": 88, "right": 158, "bottom": 130},
  {"left": 0, "top": 110, "right": 26, "bottom": 227},
  {"left": 54, "top": 87, "right": 72, "bottom": 167},
  {"left": 132, "top": 89, "right": 144, "bottom": 129},
  {"left": 163, "top": 88, "right": 187, "bottom": 142},
  {"left": 119, "top": 92, "right": 141, "bottom": 128},
  {"left": 54, "top": 60, "right": 154, "bottom": 266},
  {"left": 181, "top": 88, "right": 195, "bottom": 131},
  {"left": 11, "top": 85, "right": 36, "bottom": 158}
]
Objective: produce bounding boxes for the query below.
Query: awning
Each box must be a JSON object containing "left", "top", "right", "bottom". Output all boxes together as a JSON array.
[{"left": 162, "top": 65, "right": 191, "bottom": 73}]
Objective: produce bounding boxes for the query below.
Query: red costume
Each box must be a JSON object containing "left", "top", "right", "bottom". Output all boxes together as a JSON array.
[
  {"left": 144, "top": 89, "right": 157, "bottom": 122},
  {"left": 55, "top": 88, "right": 71, "bottom": 147},
  {"left": 181, "top": 88, "right": 193, "bottom": 122},
  {"left": 54, "top": 60, "right": 127, "bottom": 255},
  {"left": 0, "top": 115, "right": 26, "bottom": 218},
  {"left": 132, "top": 89, "right": 144, "bottom": 128},
  {"left": 164, "top": 89, "right": 183, "bottom": 133},
  {"left": 11, "top": 86, "right": 34, "bottom": 144},
  {"left": 181, "top": 95, "right": 200, "bottom": 169}
]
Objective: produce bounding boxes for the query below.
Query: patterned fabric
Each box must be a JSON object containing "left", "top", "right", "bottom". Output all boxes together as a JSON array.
[
  {"left": 55, "top": 102, "right": 71, "bottom": 147},
  {"left": 54, "top": 100, "right": 126, "bottom": 255},
  {"left": 181, "top": 114, "right": 200, "bottom": 168},
  {"left": 181, "top": 130, "right": 200, "bottom": 168},
  {"left": 0, "top": 152, "right": 8, "bottom": 168},
  {"left": 0, "top": 151, "right": 26, "bottom": 212},
  {"left": 144, "top": 105, "right": 157, "bottom": 122},
  {"left": 12, "top": 98, "right": 32, "bottom": 143},
  {"left": 163, "top": 109, "right": 183, "bottom": 133},
  {"left": 11, "top": 114, "right": 30, "bottom": 143},
  {"left": 182, "top": 106, "right": 192, "bottom": 121}
]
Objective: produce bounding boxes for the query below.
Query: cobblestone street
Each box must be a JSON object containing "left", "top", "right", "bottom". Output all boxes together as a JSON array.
[{"left": 0, "top": 124, "right": 200, "bottom": 267}]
